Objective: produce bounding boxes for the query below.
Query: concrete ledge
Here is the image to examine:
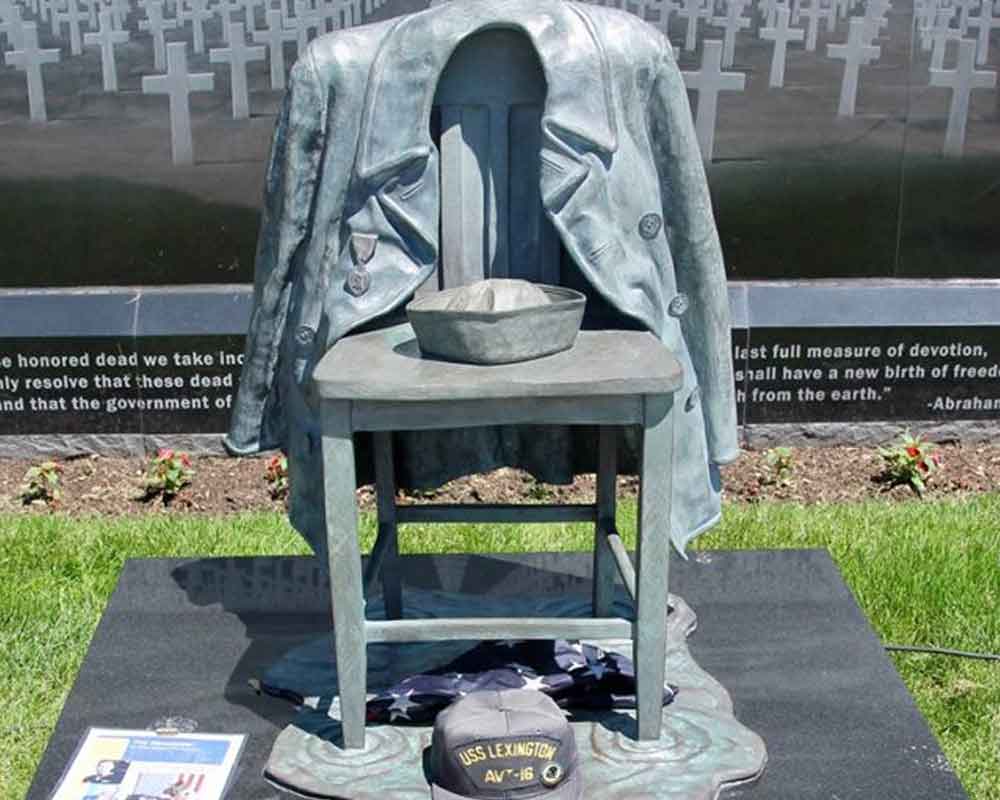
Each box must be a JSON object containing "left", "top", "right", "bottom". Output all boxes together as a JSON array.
[
  {"left": 1, "top": 279, "right": 998, "bottom": 338},
  {"left": 7, "top": 421, "right": 999, "bottom": 461},
  {"left": 743, "top": 279, "right": 1000, "bottom": 328},
  {"left": 743, "top": 419, "right": 1000, "bottom": 449},
  {"left": 0, "top": 434, "right": 244, "bottom": 459}
]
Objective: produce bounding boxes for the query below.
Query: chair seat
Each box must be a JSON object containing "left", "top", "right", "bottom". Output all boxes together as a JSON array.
[{"left": 314, "top": 323, "right": 684, "bottom": 402}]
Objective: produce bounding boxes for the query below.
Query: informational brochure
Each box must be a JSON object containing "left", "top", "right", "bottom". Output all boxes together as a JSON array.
[{"left": 50, "top": 728, "right": 246, "bottom": 800}]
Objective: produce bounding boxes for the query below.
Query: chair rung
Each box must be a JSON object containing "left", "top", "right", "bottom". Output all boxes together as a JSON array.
[
  {"left": 366, "top": 616, "right": 634, "bottom": 643},
  {"left": 395, "top": 503, "right": 597, "bottom": 524},
  {"left": 604, "top": 527, "right": 637, "bottom": 603}
]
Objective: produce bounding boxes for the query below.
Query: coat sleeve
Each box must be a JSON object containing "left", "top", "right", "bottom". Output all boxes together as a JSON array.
[
  {"left": 224, "top": 48, "right": 328, "bottom": 456},
  {"left": 647, "top": 43, "right": 740, "bottom": 465}
]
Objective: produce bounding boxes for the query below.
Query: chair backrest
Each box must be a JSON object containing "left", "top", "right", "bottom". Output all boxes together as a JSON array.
[{"left": 416, "top": 28, "right": 561, "bottom": 297}]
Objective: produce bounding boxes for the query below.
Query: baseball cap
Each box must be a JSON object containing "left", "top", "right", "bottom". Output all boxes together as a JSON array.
[{"left": 429, "top": 689, "right": 582, "bottom": 800}]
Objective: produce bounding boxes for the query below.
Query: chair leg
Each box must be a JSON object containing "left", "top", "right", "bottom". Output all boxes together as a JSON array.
[
  {"left": 634, "top": 394, "right": 674, "bottom": 741},
  {"left": 593, "top": 426, "right": 617, "bottom": 617},
  {"left": 321, "top": 401, "right": 367, "bottom": 749},
  {"left": 374, "top": 431, "right": 403, "bottom": 620}
]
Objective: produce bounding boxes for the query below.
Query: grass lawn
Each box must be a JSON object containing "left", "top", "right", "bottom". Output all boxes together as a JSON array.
[{"left": 2, "top": 497, "right": 998, "bottom": 799}]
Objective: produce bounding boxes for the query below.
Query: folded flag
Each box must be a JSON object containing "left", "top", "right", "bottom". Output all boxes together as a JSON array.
[{"left": 360, "top": 639, "right": 677, "bottom": 724}]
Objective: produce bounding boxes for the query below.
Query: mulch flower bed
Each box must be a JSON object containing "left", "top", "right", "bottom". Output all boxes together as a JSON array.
[{"left": 1, "top": 442, "right": 998, "bottom": 517}]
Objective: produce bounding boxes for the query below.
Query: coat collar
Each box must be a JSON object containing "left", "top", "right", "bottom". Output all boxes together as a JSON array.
[
  {"left": 356, "top": 0, "right": 618, "bottom": 188},
  {"left": 333, "top": 0, "right": 661, "bottom": 352}
]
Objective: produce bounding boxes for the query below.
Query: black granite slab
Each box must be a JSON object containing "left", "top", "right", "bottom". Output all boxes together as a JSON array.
[{"left": 25, "top": 550, "right": 969, "bottom": 800}]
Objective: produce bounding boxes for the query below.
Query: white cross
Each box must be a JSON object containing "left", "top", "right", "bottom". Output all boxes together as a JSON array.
[
  {"left": 682, "top": 39, "right": 745, "bottom": 161},
  {"left": 273, "top": 0, "right": 291, "bottom": 29},
  {"left": 342, "top": 0, "right": 363, "bottom": 28},
  {"left": 827, "top": 17, "right": 880, "bottom": 116},
  {"left": 678, "top": 0, "right": 711, "bottom": 50},
  {"left": 861, "top": 0, "right": 891, "bottom": 40},
  {"left": 4, "top": 22, "right": 59, "bottom": 122},
  {"left": 760, "top": 6, "right": 804, "bottom": 87},
  {"left": 108, "top": 0, "right": 130, "bottom": 30},
  {"left": 765, "top": 0, "right": 788, "bottom": 27},
  {"left": 239, "top": 0, "right": 258, "bottom": 31},
  {"left": 36, "top": 0, "right": 53, "bottom": 28},
  {"left": 929, "top": 37, "right": 996, "bottom": 156},
  {"left": 967, "top": 1, "right": 1000, "bottom": 64},
  {"left": 711, "top": 0, "right": 749, "bottom": 67},
  {"left": 928, "top": 8, "right": 961, "bottom": 69},
  {"left": 950, "top": 0, "right": 976, "bottom": 34},
  {"left": 209, "top": 20, "right": 263, "bottom": 118},
  {"left": 177, "top": 0, "right": 211, "bottom": 53},
  {"left": 252, "top": 7, "right": 294, "bottom": 88},
  {"left": 85, "top": 0, "right": 98, "bottom": 29},
  {"left": 915, "top": 0, "right": 938, "bottom": 49},
  {"left": 141, "top": 41, "right": 213, "bottom": 165},
  {"left": 292, "top": 0, "right": 318, "bottom": 56},
  {"left": 54, "top": 0, "right": 87, "bottom": 55},
  {"left": 214, "top": 0, "right": 241, "bottom": 43},
  {"left": 798, "top": 0, "right": 834, "bottom": 50},
  {"left": 139, "top": 0, "right": 176, "bottom": 71},
  {"left": 0, "top": 0, "right": 25, "bottom": 50},
  {"left": 317, "top": 0, "right": 340, "bottom": 31},
  {"left": 83, "top": 8, "right": 127, "bottom": 90}
]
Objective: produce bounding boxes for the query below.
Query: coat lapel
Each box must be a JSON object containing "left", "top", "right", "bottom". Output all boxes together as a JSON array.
[{"left": 343, "top": 0, "right": 621, "bottom": 314}]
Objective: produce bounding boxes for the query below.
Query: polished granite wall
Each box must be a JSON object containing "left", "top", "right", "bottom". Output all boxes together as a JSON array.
[
  {"left": 0, "top": 0, "right": 997, "bottom": 443},
  {"left": 0, "top": 0, "right": 996, "bottom": 286}
]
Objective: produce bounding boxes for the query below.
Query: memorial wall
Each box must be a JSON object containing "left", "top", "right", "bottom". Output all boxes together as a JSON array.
[{"left": 0, "top": 0, "right": 997, "bottom": 450}]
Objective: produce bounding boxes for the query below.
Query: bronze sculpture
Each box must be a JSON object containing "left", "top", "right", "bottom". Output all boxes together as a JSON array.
[{"left": 226, "top": 0, "right": 739, "bottom": 567}]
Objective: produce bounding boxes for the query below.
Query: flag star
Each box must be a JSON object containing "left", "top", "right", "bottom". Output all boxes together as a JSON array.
[
  {"left": 387, "top": 689, "right": 420, "bottom": 722},
  {"left": 588, "top": 661, "right": 608, "bottom": 680},
  {"left": 522, "top": 674, "right": 549, "bottom": 691}
]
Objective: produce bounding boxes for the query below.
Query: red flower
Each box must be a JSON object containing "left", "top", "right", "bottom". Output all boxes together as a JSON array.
[
  {"left": 158, "top": 448, "right": 174, "bottom": 461},
  {"left": 905, "top": 446, "right": 920, "bottom": 458},
  {"left": 179, "top": 453, "right": 192, "bottom": 467},
  {"left": 918, "top": 461, "right": 929, "bottom": 473}
]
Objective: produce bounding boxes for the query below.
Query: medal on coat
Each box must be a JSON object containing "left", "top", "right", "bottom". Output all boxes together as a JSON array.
[{"left": 346, "top": 233, "right": 377, "bottom": 297}]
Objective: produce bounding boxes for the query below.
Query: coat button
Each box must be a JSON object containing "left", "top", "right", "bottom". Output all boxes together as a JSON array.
[
  {"left": 668, "top": 293, "right": 690, "bottom": 317},
  {"left": 295, "top": 325, "right": 315, "bottom": 346},
  {"left": 638, "top": 212, "right": 662, "bottom": 240},
  {"left": 346, "top": 266, "right": 371, "bottom": 297}
]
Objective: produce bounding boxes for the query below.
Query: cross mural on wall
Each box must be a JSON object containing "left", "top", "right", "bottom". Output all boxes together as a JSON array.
[
  {"left": 4, "top": 21, "right": 59, "bottom": 122},
  {"left": 681, "top": 39, "right": 746, "bottom": 161},
  {"left": 929, "top": 37, "right": 997, "bottom": 157},
  {"left": 142, "top": 40, "right": 214, "bottom": 165}
]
